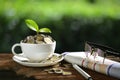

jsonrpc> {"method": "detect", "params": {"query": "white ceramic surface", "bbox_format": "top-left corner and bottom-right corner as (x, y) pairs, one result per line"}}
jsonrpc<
(12, 41), (56, 62)
(13, 53), (63, 67)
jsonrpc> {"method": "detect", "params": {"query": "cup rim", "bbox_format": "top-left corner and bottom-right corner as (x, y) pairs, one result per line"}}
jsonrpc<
(20, 40), (56, 45)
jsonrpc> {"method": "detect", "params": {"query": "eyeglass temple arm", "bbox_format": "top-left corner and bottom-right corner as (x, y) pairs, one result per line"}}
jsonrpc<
(86, 41), (120, 57)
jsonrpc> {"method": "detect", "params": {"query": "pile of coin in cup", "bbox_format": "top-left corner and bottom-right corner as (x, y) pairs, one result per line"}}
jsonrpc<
(22, 34), (54, 44)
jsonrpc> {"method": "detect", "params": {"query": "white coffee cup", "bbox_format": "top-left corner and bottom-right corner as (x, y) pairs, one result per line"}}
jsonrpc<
(12, 41), (56, 62)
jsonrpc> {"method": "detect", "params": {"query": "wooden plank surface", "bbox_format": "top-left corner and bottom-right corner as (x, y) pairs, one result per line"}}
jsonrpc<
(0, 53), (119, 80)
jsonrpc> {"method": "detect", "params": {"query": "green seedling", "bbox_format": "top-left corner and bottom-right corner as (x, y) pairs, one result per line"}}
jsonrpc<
(25, 19), (51, 35)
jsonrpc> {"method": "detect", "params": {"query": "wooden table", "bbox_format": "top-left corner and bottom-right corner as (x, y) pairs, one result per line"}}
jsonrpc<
(0, 53), (119, 80)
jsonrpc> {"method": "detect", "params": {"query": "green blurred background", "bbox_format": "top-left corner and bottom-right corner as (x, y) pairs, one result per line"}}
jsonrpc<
(0, 0), (120, 53)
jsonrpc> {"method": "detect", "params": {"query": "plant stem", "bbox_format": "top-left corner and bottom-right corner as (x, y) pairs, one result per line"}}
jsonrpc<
(37, 32), (39, 35)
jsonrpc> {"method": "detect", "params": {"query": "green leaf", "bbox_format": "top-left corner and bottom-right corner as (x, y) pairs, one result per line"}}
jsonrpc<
(25, 19), (39, 32)
(39, 28), (52, 33)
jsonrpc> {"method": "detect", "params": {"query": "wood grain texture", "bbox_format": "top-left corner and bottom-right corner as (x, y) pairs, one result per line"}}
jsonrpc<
(0, 53), (119, 80)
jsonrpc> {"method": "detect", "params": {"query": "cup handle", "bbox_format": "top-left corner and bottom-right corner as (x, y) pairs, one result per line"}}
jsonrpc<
(12, 43), (22, 56)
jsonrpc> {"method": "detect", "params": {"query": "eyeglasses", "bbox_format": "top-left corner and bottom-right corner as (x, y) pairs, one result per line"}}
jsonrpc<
(85, 41), (120, 63)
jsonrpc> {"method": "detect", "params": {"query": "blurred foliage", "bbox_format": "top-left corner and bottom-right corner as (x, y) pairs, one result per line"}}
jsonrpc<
(0, 0), (120, 53)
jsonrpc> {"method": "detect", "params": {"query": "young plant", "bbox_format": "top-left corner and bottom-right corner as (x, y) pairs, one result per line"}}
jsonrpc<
(25, 19), (51, 35)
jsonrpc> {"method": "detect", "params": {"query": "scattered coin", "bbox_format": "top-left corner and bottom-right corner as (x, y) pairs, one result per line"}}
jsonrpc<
(53, 68), (63, 74)
(62, 71), (72, 75)
(44, 67), (72, 75)
(48, 69), (55, 73)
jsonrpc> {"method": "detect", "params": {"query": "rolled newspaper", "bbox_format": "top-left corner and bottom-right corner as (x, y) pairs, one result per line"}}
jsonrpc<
(63, 52), (120, 79)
